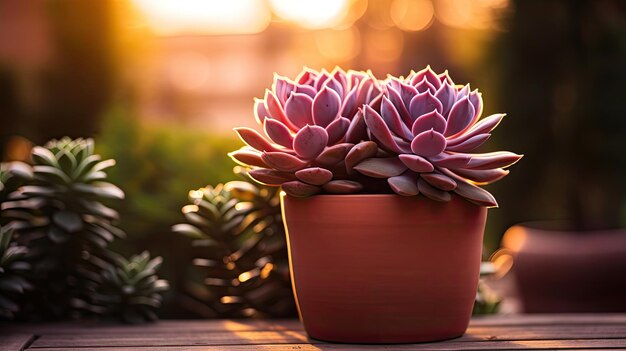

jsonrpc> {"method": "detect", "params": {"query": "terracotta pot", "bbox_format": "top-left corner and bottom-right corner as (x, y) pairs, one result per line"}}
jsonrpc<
(502, 223), (626, 312)
(281, 193), (487, 343)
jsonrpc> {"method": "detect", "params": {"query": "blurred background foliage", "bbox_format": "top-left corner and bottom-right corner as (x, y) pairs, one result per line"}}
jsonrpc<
(1, 0), (625, 317)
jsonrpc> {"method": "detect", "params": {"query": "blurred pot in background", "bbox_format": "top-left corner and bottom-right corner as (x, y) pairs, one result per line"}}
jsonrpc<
(501, 223), (626, 313)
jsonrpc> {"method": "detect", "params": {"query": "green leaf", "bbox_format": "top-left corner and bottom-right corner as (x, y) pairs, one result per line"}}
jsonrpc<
(32, 147), (59, 167)
(53, 211), (84, 233)
(73, 182), (125, 200)
(171, 224), (206, 240)
(33, 165), (71, 184)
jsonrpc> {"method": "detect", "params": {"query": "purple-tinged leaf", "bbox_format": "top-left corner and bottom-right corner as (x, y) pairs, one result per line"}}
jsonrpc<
(345, 109), (367, 143)
(413, 77), (437, 94)
(435, 81), (456, 116)
(453, 168), (509, 184)
(254, 98), (269, 125)
(326, 117), (350, 145)
(466, 152), (523, 170)
(295, 83), (317, 98)
(446, 134), (490, 152)
(314, 70), (331, 90)
(386, 86), (413, 126)
(315, 143), (354, 166)
(248, 169), (295, 185)
(363, 105), (407, 153)
(388, 172), (419, 196)
(274, 74), (296, 104)
(263, 118), (294, 148)
(438, 70), (454, 85)
(295, 167), (333, 185)
(353, 157), (407, 178)
(398, 154), (434, 173)
(332, 67), (348, 87)
(399, 81), (418, 108)
(284, 93), (313, 128)
(444, 97), (476, 137)
(456, 84), (470, 99)
(429, 153), (471, 168)
(293, 125), (329, 160)
(296, 67), (316, 85)
(228, 149), (269, 168)
(341, 87), (358, 118)
(282, 181), (321, 197)
(345, 141), (378, 171)
(356, 78), (374, 107)
(411, 130), (447, 157)
(412, 110), (446, 135)
(381, 96), (412, 140)
(323, 77), (344, 97)
(409, 92), (443, 121)
(235, 128), (281, 152)
(262, 152), (308, 172)
(417, 178), (451, 202)
(312, 86), (342, 127)
(421, 172), (457, 191)
(459, 113), (505, 138)
(264, 89), (291, 128)
(366, 81), (383, 104)
(323, 180), (363, 194)
(469, 89), (483, 121)
(410, 66), (441, 90)
(454, 180), (498, 207)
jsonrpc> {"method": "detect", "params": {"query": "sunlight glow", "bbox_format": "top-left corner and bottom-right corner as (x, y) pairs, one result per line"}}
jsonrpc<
(269, 0), (350, 29)
(132, 0), (271, 35)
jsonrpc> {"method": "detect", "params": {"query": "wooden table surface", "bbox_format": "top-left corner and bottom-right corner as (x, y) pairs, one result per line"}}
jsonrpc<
(2, 314), (626, 350)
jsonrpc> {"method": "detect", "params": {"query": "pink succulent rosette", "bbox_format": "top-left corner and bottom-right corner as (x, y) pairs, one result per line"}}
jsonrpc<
(358, 66), (522, 207)
(229, 67), (383, 197)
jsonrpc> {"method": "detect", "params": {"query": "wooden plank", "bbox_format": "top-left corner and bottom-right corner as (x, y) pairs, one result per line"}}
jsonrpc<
(2, 319), (303, 335)
(0, 334), (35, 351)
(29, 324), (626, 348)
(6, 314), (626, 337)
(470, 314), (626, 327)
(29, 338), (626, 351)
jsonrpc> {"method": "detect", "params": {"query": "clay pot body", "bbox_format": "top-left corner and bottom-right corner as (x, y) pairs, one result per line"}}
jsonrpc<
(502, 224), (626, 312)
(281, 194), (487, 343)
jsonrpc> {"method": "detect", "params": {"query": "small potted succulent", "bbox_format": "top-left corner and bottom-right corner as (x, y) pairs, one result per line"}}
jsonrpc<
(229, 67), (521, 343)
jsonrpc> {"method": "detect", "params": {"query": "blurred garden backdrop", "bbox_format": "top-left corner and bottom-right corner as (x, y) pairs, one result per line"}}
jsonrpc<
(1, 0), (625, 318)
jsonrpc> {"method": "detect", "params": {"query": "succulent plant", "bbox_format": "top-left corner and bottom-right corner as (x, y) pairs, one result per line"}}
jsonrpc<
(0, 225), (32, 319)
(229, 67), (383, 197)
(73, 250), (168, 323)
(173, 168), (295, 317)
(1, 137), (126, 319)
(231, 67), (520, 206)
(361, 66), (522, 206)
(2, 137), (125, 248)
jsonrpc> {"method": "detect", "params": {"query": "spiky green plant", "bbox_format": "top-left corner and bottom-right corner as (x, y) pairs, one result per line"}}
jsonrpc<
(0, 225), (32, 319)
(74, 250), (168, 323)
(0, 162), (33, 207)
(173, 168), (295, 318)
(1, 137), (126, 319)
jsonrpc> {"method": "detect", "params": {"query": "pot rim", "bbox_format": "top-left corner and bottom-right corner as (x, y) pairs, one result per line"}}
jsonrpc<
(279, 192), (473, 201)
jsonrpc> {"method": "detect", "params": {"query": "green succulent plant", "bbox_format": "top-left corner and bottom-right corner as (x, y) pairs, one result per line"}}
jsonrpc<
(3, 137), (125, 246)
(1, 137), (126, 319)
(173, 168), (295, 318)
(0, 225), (32, 319)
(74, 250), (169, 323)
